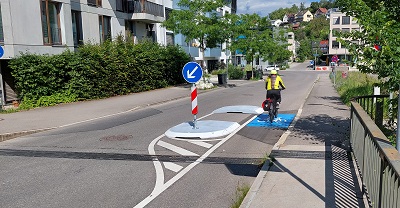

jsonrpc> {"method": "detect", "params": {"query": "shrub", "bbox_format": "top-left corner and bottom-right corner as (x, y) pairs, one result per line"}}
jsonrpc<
(227, 64), (244, 80)
(9, 38), (189, 109)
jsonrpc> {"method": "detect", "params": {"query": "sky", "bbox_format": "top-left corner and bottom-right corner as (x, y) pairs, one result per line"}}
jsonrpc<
(237, 0), (316, 17)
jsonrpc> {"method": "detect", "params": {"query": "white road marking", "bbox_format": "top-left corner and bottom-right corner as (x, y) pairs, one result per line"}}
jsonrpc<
(189, 141), (213, 148)
(163, 162), (183, 172)
(134, 114), (258, 208)
(157, 141), (199, 156)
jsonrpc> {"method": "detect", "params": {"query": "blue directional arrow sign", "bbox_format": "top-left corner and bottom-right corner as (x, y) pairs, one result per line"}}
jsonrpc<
(182, 62), (203, 83)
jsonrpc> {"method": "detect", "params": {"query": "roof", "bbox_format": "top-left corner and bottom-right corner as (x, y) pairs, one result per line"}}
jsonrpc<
(316, 8), (328, 14)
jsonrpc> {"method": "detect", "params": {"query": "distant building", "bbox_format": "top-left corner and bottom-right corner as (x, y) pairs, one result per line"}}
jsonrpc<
(286, 32), (296, 61)
(282, 13), (295, 24)
(329, 9), (361, 64)
(314, 8), (328, 18)
(271, 19), (283, 27)
(295, 10), (313, 22)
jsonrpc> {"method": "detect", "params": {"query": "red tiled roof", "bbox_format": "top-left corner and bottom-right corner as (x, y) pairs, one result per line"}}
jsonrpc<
(317, 8), (328, 14)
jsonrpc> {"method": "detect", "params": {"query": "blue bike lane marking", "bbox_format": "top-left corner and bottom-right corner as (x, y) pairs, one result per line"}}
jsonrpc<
(247, 114), (295, 129)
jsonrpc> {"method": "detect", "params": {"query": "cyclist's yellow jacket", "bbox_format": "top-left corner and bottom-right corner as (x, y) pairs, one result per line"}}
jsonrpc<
(265, 75), (286, 90)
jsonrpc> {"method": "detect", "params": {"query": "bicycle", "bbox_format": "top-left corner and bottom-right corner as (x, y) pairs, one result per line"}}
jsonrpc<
(262, 94), (279, 123)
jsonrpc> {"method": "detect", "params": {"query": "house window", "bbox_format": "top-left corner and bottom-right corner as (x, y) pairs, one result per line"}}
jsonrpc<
(342, 16), (350, 25)
(165, 8), (172, 20)
(99, 15), (111, 43)
(341, 28), (350, 33)
(88, 0), (102, 7)
(71, 10), (83, 46)
(117, 0), (130, 12)
(41, 0), (62, 45)
(332, 41), (339, 49)
(332, 28), (340, 37)
(166, 32), (174, 45)
(0, 4), (4, 43)
(333, 17), (340, 25)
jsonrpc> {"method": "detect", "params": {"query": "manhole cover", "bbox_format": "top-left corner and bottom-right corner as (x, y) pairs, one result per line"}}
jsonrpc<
(100, 135), (132, 141)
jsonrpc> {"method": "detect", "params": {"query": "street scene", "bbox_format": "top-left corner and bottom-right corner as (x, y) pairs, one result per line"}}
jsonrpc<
(1, 0), (399, 208)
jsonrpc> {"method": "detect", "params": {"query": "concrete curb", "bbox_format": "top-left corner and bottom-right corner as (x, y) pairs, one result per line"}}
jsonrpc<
(0, 127), (55, 142)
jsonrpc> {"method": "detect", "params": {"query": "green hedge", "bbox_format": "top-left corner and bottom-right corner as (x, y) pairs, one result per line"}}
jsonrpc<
(9, 39), (189, 108)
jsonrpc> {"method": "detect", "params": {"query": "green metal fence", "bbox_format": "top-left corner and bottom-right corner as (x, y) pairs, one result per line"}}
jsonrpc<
(351, 100), (400, 208)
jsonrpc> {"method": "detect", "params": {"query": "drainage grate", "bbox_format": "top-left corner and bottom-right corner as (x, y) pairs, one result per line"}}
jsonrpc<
(100, 135), (132, 141)
(271, 150), (349, 160)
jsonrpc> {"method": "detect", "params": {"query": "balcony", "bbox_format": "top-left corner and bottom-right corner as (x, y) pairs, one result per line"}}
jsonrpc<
(204, 47), (221, 58)
(126, 0), (164, 23)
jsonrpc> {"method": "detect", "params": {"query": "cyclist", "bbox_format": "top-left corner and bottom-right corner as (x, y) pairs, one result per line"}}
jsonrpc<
(265, 70), (286, 108)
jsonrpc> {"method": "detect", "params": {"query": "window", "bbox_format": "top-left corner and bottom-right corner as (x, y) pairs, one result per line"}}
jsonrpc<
(99, 15), (111, 43)
(333, 17), (340, 25)
(342, 16), (350, 25)
(0, 4), (4, 43)
(332, 41), (339, 49)
(166, 32), (174, 45)
(332, 28), (340, 37)
(41, 0), (62, 45)
(71, 10), (83, 46)
(88, 0), (102, 7)
(341, 28), (350, 33)
(165, 8), (172, 20)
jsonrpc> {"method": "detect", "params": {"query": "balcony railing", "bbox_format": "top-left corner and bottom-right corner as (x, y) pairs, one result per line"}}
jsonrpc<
(126, 0), (163, 17)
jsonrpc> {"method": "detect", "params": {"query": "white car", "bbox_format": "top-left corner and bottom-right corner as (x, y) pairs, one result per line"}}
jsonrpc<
(265, 65), (280, 72)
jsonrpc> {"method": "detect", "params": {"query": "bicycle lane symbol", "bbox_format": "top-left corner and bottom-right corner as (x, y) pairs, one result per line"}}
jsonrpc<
(247, 114), (295, 129)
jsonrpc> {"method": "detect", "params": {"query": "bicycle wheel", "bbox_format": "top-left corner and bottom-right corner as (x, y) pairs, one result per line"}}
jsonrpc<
(269, 101), (275, 123)
(274, 101), (278, 118)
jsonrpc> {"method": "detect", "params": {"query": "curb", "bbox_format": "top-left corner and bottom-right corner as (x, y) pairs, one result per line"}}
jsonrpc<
(0, 128), (55, 142)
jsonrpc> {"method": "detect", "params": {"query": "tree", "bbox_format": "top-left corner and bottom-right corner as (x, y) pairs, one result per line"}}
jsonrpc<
(162, 0), (229, 79)
(336, 0), (400, 91)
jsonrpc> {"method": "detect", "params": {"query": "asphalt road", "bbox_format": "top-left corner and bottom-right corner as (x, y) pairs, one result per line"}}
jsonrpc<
(0, 62), (327, 208)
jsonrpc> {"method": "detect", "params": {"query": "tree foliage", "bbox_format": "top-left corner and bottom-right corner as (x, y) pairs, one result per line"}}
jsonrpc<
(162, 0), (229, 52)
(336, 0), (400, 90)
(268, 5), (299, 20)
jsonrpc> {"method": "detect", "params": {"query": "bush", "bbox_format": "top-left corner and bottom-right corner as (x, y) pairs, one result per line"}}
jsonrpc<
(9, 38), (190, 109)
(227, 64), (244, 80)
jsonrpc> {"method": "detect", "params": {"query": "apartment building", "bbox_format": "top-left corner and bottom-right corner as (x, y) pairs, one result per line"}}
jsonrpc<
(328, 9), (360, 64)
(0, 0), (172, 105)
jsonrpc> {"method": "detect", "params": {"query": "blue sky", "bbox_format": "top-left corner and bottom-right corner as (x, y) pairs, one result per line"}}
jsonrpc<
(237, 0), (316, 17)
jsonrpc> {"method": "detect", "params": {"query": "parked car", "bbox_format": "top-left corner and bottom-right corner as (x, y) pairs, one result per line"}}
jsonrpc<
(265, 65), (279, 72)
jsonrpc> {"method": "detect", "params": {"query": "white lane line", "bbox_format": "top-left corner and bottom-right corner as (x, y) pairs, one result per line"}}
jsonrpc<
(134, 114), (258, 208)
(189, 141), (213, 149)
(163, 162), (183, 173)
(157, 141), (199, 156)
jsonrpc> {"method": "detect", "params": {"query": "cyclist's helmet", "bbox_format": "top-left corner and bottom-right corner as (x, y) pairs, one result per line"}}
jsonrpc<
(270, 70), (277, 75)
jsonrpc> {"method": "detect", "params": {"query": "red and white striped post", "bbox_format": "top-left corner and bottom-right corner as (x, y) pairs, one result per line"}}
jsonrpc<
(191, 84), (198, 128)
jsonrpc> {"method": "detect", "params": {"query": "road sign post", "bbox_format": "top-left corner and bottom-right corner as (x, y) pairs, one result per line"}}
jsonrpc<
(0, 46), (4, 108)
(182, 62), (203, 129)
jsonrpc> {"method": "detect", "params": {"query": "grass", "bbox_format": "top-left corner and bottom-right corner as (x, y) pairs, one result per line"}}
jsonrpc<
(332, 71), (379, 106)
(231, 182), (251, 208)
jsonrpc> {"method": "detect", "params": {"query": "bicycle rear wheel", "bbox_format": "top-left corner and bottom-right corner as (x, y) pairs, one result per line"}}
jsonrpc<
(269, 102), (275, 122)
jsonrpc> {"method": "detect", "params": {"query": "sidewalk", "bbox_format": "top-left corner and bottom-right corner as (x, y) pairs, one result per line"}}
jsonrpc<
(241, 74), (368, 207)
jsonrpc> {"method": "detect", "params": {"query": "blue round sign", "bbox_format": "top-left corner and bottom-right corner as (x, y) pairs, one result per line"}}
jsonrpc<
(0, 46), (4, 58)
(182, 62), (203, 83)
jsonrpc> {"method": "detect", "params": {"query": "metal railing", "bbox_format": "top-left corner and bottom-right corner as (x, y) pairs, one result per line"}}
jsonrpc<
(353, 94), (392, 128)
(127, 0), (164, 17)
(350, 100), (400, 207)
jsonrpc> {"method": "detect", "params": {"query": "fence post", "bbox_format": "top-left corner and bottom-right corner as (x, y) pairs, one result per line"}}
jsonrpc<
(375, 98), (384, 128)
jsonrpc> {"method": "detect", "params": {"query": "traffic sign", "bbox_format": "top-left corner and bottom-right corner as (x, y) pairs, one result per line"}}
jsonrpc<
(331, 55), (338, 62)
(182, 62), (203, 83)
(0, 46), (4, 58)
